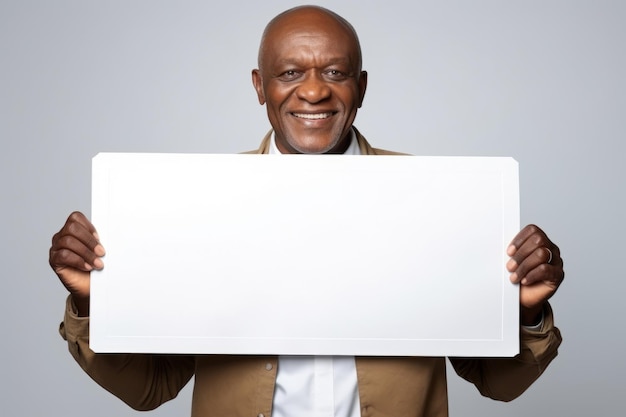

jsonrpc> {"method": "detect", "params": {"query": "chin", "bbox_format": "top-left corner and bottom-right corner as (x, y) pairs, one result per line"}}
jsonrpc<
(286, 135), (345, 154)
(293, 144), (335, 154)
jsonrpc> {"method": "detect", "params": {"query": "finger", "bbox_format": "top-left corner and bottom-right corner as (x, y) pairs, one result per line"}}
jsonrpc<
(50, 233), (105, 271)
(520, 262), (564, 287)
(52, 212), (104, 252)
(511, 245), (563, 284)
(507, 228), (556, 271)
(508, 243), (550, 274)
(66, 211), (97, 236)
(61, 212), (104, 254)
(517, 260), (565, 312)
(509, 246), (555, 283)
(507, 224), (547, 257)
(50, 213), (105, 271)
(49, 246), (98, 272)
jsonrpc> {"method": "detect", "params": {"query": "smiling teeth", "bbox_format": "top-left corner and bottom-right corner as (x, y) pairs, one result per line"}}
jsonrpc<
(293, 113), (331, 120)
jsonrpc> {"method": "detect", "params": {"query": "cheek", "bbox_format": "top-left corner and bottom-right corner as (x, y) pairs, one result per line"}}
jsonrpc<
(335, 86), (362, 112)
(265, 85), (292, 112)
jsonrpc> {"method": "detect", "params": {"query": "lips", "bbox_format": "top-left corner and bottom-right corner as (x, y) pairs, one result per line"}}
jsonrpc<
(291, 112), (334, 120)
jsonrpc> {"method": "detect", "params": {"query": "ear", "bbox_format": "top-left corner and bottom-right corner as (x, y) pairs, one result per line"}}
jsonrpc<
(357, 70), (368, 108)
(251, 69), (266, 105)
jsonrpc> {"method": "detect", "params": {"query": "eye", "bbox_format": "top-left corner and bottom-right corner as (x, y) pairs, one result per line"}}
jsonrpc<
(325, 69), (348, 81)
(278, 70), (301, 81)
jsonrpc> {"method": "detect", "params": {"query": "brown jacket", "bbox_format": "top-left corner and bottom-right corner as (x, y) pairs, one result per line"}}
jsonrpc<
(60, 130), (561, 417)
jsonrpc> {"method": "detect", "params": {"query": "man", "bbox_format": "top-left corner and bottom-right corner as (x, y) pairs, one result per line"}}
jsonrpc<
(49, 5), (563, 417)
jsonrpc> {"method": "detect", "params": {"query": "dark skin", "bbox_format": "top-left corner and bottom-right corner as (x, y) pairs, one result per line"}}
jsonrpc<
(49, 6), (564, 323)
(252, 6), (367, 154)
(50, 211), (103, 316)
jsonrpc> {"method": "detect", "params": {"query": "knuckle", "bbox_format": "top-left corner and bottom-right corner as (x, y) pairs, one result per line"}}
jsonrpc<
(530, 234), (544, 246)
(536, 263), (551, 275)
(57, 235), (74, 249)
(51, 231), (60, 245)
(66, 221), (81, 236)
(68, 211), (83, 222)
(531, 248), (547, 264)
(526, 224), (540, 233)
(55, 248), (72, 263)
(48, 249), (56, 268)
(49, 248), (67, 269)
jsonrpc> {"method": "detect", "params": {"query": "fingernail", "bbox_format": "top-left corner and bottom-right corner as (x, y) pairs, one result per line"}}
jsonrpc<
(507, 244), (516, 256)
(510, 273), (518, 282)
(95, 244), (106, 257)
(93, 258), (104, 270)
(506, 258), (517, 271)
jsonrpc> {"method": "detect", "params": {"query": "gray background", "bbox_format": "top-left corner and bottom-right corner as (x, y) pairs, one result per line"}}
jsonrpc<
(1, 0), (623, 416)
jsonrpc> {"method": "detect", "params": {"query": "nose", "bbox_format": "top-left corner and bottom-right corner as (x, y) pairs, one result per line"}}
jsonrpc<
(295, 71), (331, 103)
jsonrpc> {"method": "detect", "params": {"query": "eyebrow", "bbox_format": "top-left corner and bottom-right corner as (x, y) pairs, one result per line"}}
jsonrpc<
(274, 57), (353, 67)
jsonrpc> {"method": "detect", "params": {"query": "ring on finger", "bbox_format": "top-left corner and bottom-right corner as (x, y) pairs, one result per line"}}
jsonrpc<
(545, 247), (553, 264)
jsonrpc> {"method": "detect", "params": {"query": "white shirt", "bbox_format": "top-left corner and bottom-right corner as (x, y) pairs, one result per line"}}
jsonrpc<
(270, 130), (361, 417)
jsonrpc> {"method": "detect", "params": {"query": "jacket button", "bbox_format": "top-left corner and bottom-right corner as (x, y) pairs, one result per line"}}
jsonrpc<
(265, 362), (273, 371)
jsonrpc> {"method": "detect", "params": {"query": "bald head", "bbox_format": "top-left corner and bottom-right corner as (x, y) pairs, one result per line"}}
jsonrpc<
(258, 6), (363, 72)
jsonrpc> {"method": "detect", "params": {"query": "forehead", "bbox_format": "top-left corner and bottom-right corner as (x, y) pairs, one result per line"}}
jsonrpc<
(261, 12), (360, 67)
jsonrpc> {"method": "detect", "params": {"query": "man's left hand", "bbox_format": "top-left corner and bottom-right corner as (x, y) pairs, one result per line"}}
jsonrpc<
(507, 224), (564, 326)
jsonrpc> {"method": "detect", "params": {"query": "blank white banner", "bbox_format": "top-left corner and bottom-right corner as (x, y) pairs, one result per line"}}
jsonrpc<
(90, 153), (519, 356)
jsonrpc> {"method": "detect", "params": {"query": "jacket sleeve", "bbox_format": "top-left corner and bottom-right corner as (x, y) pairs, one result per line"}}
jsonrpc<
(448, 303), (562, 402)
(59, 296), (196, 411)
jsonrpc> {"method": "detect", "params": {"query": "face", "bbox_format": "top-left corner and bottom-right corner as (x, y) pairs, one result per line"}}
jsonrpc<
(252, 10), (367, 154)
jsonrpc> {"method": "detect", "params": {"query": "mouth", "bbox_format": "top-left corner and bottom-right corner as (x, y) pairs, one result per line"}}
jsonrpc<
(291, 112), (335, 120)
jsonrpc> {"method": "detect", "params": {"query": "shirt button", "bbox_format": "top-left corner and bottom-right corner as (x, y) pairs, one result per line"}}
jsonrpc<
(265, 362), (273, 371)
(258, 414), (265, 417)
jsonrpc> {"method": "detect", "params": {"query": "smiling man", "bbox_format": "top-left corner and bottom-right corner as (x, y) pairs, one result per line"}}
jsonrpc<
(252, 7), (367, 154)
(51, 5), (563, 417)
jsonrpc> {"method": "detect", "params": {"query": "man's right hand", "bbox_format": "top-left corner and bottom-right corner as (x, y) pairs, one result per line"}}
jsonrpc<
(49, 211), (105, 316)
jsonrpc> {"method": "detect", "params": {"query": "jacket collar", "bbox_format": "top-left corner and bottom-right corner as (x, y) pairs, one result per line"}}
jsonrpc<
(250, 127), (382, 156)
